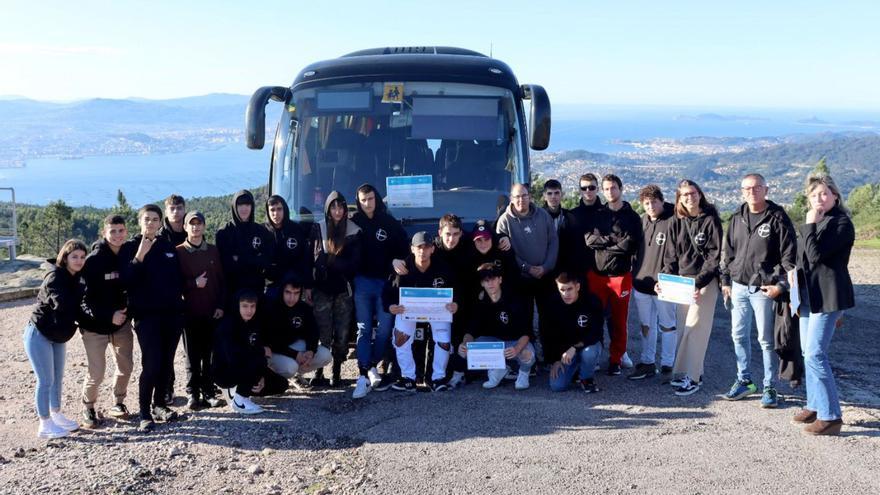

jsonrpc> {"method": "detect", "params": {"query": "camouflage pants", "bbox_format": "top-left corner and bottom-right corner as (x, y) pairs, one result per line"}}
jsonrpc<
(312, 290), (354, 361)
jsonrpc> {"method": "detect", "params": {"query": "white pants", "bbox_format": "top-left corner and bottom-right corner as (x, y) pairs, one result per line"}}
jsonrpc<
(633, 290), (678, 367)
(393, 316), (451, 382)
(267, 340), (332, 378)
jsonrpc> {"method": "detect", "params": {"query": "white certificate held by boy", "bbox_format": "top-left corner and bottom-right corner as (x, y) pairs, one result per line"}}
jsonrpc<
(399, 287), (454, 322)
(466, 341), (506, 370)
(656, 273), (696, 306)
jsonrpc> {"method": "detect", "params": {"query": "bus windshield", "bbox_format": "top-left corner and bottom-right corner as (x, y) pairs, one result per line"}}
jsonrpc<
(276, 81), (523, 223)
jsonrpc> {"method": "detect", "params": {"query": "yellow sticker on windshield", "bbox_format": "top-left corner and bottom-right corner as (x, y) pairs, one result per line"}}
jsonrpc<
(382, 83), (404, 103)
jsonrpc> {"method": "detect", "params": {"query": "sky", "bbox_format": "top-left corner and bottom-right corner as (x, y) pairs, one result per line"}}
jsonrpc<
(2, 0), (879, 109)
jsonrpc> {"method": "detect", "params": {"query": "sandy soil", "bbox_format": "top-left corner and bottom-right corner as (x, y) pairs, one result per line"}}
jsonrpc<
(0, 251), (877, 494)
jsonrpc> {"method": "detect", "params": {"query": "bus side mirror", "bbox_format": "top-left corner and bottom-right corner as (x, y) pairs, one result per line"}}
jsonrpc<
(246, 86), (291, 149)
(521, 84), (551, 151)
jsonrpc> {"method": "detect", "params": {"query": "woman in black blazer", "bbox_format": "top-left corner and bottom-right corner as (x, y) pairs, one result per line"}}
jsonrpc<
(792, 174), (854, 436)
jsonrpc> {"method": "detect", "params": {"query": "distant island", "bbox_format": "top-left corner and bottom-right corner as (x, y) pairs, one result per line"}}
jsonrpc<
(674, 113), (770, 123)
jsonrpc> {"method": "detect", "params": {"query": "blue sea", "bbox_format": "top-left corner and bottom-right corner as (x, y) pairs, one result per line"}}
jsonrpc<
(2, 108), (878, 207)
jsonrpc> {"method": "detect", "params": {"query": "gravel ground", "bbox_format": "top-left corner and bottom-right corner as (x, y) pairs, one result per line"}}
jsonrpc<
(0, 250), (878, 494)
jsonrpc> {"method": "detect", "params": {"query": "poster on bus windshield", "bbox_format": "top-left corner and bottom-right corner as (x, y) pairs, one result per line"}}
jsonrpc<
(386, 175), (434, 208)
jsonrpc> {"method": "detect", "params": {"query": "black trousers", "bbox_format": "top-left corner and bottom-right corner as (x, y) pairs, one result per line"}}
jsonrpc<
(237, 369), (288, 398)
(183, 316), (217, 397)
(133, 314), (182, 418)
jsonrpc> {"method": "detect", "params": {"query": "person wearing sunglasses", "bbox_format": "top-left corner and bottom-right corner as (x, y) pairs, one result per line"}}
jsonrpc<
(720, 174), (797, 408)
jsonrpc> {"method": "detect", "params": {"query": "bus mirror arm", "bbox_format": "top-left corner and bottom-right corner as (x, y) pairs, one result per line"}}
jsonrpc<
(521, 84), (551, 151)
(246, 86), (291, 150)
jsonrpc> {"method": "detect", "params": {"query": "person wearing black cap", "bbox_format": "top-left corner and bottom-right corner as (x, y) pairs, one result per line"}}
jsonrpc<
(176, 210), (226, 410)
(546, 272), (604, 393)
(458, 262), (535, 390)
(264, 194), (313, 300)
(213, 290), (288, 415)
(119, 204), (184, 432)
(309, 190), (362, 387)
(350, 184), (408, 399)
(385, 231), (458, 392)
(264, 275), (332, 383)
(216, 189), (274, 298)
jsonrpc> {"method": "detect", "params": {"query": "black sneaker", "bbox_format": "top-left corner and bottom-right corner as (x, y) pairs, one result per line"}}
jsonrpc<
(163, 391), (174, 406)
(579, 379), (599, 394)
(82, 407), (100, 429)
(309, 370), (330, 388)
(674, 376), (701, 396)
(391, 378), (417, 393)
(606, 363), (622, 376)
(373, 375), (395, 392)
(627, 363), (657, 381)
(108, 403), (130, 419)
(151, 405), (178, 422)
(430, 380), (449, 392)
(186, 395), (201, 411)
(203, 395), (226, 408)
(138, 415), (155, 432)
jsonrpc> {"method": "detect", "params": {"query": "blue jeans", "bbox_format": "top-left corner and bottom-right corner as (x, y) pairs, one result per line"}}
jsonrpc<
(800, 310), (843, 421)
(730, 281), (775, 388)
(549, 343), (602, 392)
(475, 336), (536, 373)
(354, 276), (394, 372)
(23, 323), (66, 418)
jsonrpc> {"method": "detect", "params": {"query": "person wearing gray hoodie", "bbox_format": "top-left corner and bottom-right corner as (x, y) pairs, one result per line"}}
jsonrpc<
(495, 183), (558, 361)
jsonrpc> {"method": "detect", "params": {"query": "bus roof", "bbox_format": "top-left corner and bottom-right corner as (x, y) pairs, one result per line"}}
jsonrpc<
(290, 46), (521, 93)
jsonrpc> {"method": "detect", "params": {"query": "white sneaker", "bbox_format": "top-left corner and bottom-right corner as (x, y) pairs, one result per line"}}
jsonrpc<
(367, 367), (382, 388)
(50, 411), (80, 432)
(482, 369), (505, 389)
(240, 396), (264, 414)
(448, 371), (465, 389)
(37, 419), (69, 439)
(514, 370), (530, 390)
(352, 376), (371, 399)
(621, 352), (634, 369)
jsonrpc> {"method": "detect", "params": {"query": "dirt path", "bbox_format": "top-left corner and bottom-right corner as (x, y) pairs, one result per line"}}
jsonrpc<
(0, 251), (877, 494)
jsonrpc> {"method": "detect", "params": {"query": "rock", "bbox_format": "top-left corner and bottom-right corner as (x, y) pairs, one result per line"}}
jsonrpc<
(168, 446), (184, 458)
(317, 462), (338, 477)
(263, 483), (282, 495)
(261, 447), (274, 456)
(248, 464), (264, 475)
(13, 447), (25, 458)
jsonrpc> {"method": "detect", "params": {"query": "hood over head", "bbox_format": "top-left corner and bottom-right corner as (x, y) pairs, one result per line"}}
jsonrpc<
(231, 190), (256, 226)
(354, 183), (387, 216)
(265, 194), (291, 228)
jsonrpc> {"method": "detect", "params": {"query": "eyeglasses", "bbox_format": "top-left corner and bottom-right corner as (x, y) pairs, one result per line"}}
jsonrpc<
(580, 185), (597, 191)
(511, 194), (530, 200)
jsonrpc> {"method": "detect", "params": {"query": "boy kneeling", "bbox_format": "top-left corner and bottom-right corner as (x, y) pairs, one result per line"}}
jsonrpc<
(458, 263), (535, 390)
(264, 275), (332, 386)
(213, 290), (288, 414)
(547, 272), (604, 393)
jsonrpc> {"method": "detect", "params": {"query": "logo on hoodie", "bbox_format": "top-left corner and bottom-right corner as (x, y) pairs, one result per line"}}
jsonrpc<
(432, 277), (446, 288)
(252, 236), (262, 250)
(694, 232), (707, 246)
(375, 228), (388, 242)
(757, 224), (771, 239)
(655, 232), (666, 246)
(291, 316), (303, 328)
(499, 311), (509, 324)
(286, 237), (298, 250)
(577, 315), (589, 327)
(524, 226), (533, 234)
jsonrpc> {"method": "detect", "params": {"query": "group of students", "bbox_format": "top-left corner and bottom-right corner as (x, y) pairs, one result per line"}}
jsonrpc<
(23, 171), (855, 439)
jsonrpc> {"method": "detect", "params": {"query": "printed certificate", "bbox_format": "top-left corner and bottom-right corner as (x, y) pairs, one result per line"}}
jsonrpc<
(466, 341), (506, 370)
(386, 175), (434, 208)
(657, 273), (696, 306)
(399, 287), (453, 322)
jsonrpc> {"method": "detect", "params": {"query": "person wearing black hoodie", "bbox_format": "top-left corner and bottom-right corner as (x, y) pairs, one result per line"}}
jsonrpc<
(78, 215), (133, 428)
(24, 239), (88, 439)
(213, 290), (288, 415)
(264, 195), (313, 300)
(569, 173), (604, 278)
(119, 204), (184, 432)
(216, 189), (274, 299)
(546, 272), (605, 393)
(585, 174), (642, 376)
(349, 184), (408, 399)
(264, 275), (332, 383)
(157, 194), (186, 404)
(720, 173), (797, 407)
(309, 191), (362, 387)
(658, 180), (723, 397)
(629, 185), (678, 382)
